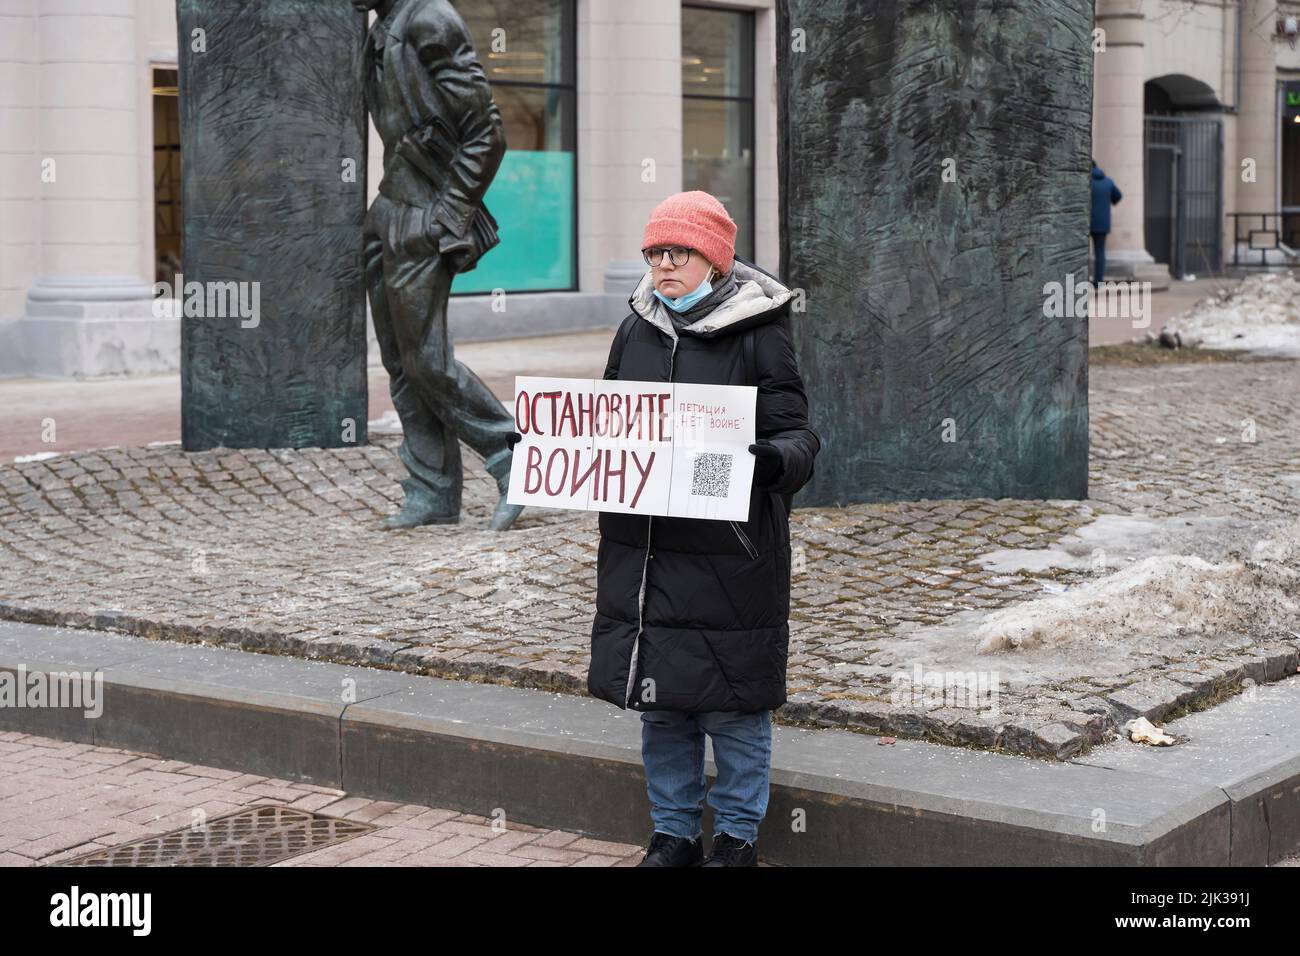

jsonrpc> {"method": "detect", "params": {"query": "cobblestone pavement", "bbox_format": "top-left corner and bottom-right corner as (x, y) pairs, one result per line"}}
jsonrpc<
(1, 358), (1298, 759)
(0, 731), (643, 867)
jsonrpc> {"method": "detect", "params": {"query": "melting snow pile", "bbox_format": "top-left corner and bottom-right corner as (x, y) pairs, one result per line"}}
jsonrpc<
(974, 517), (1300, 654)
(1163, 271), (1300, 357)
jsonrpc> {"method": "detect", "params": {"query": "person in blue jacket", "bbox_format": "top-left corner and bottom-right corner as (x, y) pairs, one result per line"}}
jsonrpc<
(1090, 159), (1123, 286)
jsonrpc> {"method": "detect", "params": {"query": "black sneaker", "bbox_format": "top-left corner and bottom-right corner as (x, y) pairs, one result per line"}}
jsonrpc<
(701, 832), (758, 867)
(636, 831), (704, 867)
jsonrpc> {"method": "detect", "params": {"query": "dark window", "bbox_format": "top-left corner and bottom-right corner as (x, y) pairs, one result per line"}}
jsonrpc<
(152, 67), (182, 286)
(1284, 82), (1300, 248)
(682, 5), (755, 263)
(457, 0), (577, 293)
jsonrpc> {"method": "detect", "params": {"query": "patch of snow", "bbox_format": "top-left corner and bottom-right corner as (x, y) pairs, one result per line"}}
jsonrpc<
(975, 513), (1239, 574)
(878, 514), (1296, 686)
(14, 451), (60, 463)
(1163, 271), (1300, 357)
(972, 517), (1300, 654)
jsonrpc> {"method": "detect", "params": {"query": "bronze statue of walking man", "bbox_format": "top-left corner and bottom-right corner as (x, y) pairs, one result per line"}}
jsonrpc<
(354, 0), (523, 531)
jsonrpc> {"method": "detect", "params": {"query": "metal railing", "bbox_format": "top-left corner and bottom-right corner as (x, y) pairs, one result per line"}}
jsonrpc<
(1227, 212), (1300, 268)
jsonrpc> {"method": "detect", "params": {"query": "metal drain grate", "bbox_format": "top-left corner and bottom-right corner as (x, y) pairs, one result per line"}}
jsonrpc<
(55, 804), (376, 867)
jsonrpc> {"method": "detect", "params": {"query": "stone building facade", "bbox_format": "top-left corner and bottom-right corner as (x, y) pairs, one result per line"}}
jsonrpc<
(1, 0), (1297, 378)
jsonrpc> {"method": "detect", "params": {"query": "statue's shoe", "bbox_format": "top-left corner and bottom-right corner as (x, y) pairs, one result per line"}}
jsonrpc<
(488, 494), (524, 532)
(382, 505), (459, 530)
(381, 479), (458, 530)
(484, 448), (523, 532)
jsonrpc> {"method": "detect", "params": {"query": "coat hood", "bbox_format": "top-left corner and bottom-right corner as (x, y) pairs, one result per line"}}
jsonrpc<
(1091, 165), (1106, 179)
(628, 257), (795, 340)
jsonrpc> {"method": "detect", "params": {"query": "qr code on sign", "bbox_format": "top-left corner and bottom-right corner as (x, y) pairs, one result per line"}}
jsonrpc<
(690, 452), (733, 498)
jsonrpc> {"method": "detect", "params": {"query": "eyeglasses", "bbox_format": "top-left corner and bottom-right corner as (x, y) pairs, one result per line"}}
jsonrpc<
(642, 246), (695, 267)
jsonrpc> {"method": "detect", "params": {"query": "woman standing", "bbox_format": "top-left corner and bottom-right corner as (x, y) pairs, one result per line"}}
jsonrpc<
(588, 190), (821, 866)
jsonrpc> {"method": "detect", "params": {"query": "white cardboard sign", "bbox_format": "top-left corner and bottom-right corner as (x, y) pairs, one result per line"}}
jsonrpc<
(506, 376), (757, 521)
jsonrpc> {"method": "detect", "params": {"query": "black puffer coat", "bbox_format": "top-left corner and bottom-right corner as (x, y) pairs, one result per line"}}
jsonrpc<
(587, 257), (821, 714)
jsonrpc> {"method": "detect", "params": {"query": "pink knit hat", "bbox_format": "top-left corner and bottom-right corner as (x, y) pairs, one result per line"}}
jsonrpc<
(641, 190), (737, 275)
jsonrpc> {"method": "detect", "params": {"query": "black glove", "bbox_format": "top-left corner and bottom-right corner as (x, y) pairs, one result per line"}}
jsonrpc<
(506, 430), (522, 451)
(749, 439), (783, 487)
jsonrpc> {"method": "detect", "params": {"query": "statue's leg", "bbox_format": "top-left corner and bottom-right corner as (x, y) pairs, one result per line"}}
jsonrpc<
(385, 201), (522, 529)
(368, 197), (460, 526)
(392, 263), (516, 466)
(443, 338), (518, 482)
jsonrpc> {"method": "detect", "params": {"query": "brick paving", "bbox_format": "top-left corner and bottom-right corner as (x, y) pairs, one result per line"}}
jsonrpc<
(2, 730), (1296, 867)
(1, 357), (1298, 759)
(0, 731), (643, 867)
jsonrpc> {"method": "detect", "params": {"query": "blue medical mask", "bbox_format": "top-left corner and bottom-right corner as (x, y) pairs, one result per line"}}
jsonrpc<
(653, 268), (716, 312)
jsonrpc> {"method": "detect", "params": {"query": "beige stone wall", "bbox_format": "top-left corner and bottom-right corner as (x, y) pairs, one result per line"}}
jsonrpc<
(139, 0), (177, 282)
(1090, 0), (1296, 273)
(1093, 0), (1152, 271)
(145, 0), (779, 298)
(577, 0), (683, 291)
(0, 0), (39, 321)
(1, 0), (169, 312)
(1144, 0), (1228, 100)
(0, 0), (782, 329)
(3, 0), (1294, 354)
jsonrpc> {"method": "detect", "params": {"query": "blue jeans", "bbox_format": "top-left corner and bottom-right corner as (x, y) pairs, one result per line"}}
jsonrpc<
(639, 709), (773, 843)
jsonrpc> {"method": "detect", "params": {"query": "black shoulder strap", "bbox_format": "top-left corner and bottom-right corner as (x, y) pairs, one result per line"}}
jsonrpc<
(742, 326), (757, 387)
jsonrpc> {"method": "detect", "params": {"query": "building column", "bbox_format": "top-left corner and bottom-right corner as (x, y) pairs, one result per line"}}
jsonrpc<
(1092, 0), (1167, 283)
(578, 0), (683, 293)
(1231, 0), (1281, 250)
(753, 4), (780, 274)
(0, 1), (39, 377)
(20, 0), (176, 378)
